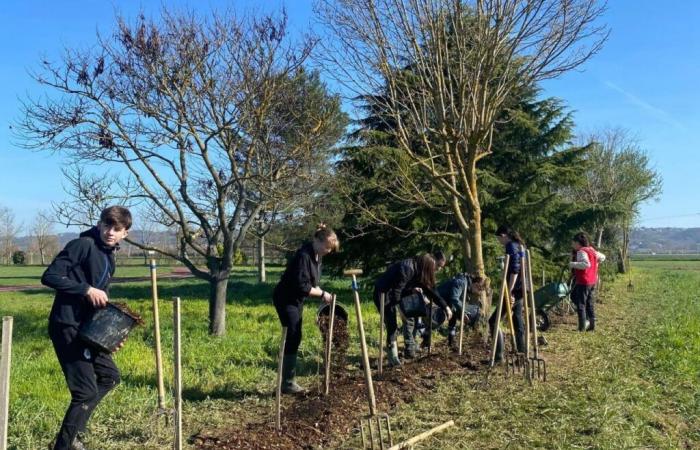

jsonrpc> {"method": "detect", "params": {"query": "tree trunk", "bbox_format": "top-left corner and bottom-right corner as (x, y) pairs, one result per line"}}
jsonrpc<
(209, 273), (229, 336)
(464, 205), (489, 340)
(616, 248), (626, 273)
(617, 226), (630, 274)
(258, 236), (266, 283)
(596, 228), (604, 248)
(39, 248), (45, 266)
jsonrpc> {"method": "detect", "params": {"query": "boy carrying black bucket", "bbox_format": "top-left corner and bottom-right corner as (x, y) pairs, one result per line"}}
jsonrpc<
(42, 206), (132, 450)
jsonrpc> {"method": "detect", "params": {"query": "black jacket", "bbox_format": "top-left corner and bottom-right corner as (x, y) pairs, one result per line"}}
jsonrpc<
(375, 258), (447, 309)
(42, 227), (117, 327)
(273, 242), (320, 307)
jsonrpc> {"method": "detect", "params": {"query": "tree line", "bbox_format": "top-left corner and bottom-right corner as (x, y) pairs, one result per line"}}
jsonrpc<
(15, 1), (661, 336)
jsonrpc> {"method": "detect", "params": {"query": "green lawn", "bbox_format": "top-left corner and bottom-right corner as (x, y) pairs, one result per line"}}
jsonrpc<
(1, 263), (698, 449)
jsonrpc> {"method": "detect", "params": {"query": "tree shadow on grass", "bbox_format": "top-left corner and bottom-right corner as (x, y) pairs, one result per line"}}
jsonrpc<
(125, 372), (275, 402)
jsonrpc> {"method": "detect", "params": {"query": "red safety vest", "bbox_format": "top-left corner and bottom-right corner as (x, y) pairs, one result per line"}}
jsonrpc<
(574, 246), (598, 286)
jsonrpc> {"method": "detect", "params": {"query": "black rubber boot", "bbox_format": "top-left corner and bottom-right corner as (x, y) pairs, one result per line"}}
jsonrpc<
(281, 353), (306, 394)
(403, 319), (417, 359)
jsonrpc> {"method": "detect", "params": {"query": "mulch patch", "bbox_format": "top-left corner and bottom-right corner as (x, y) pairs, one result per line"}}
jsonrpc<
(192, 333), (489, 449)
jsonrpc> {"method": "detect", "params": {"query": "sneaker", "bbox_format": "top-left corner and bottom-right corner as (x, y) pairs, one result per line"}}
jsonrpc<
(447, 327), (457, 348)
(282, 381), (307, 395)
(48, 436), (89, 450)
(72, 437), (88, 450)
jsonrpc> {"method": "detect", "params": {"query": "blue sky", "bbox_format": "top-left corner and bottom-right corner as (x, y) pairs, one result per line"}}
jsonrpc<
(1, 1), (698, 231)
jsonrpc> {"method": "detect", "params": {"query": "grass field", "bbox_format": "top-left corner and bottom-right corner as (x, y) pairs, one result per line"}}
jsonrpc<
(1, 261), (698, 449)
(0, 264), (274, 287)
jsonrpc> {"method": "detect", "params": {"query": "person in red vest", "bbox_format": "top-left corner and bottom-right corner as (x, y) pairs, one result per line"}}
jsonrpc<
(569, 232), (606, 331)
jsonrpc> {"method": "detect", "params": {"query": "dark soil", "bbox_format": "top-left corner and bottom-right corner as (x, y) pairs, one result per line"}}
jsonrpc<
(192, 333), (490, 450)
(111, 301), (145, 325)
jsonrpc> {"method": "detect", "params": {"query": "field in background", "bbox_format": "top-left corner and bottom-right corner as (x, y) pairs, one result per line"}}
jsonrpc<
(0, 261), (698, 449)
(0, 265), (283, 287)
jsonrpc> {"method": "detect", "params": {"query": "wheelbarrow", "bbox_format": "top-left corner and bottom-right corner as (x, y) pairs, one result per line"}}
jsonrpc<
(533, 267), (572, 332)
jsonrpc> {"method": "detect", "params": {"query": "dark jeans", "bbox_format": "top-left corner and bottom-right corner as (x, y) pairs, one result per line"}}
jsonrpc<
(373, 287), (399, 346)
(449, 303), (481, 329)
(571, 284), (596, 330)
(49, 323), (121, 450)
(488, 293), (525, 360)
(274, 301), (304, 355)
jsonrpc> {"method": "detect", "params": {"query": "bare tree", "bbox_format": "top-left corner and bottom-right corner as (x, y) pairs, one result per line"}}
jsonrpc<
(0, 206), (22, 265)
(31, 210), (60, 265)
(18, 9), (345, 335)
(567, 128), (661, 271)
(316, 0), (608, 315)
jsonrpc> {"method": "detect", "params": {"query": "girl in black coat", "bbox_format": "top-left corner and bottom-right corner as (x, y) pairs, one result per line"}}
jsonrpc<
(273, 225), (339, 394)
(373, 253), (452, 366)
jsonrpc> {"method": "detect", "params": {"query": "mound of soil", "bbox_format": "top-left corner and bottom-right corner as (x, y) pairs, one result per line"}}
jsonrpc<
(192, 334), (490, 449)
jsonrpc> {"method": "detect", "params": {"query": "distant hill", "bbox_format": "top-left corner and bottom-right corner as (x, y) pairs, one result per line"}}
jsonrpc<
(630, 227), (700, 254)
(14, 227), (699, 256)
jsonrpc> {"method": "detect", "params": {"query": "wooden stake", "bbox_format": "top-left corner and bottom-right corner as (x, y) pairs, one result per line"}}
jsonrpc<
(324, 296), (336, 395)
(378, 293), (385, 375)
(346, 270), (376, 416)
(0, 317), (13, 450)
(172, 298), (182, 450)
(426, 298), (433, 355)
(503, 282), (519, 352)
(458, 285), (467, 356)
(276, 326), (287, 430)
(387, 420), (455, 450)
(527, 251), (540, 357)
(150, 256), (166, 411)
(520, 250), (531, 359)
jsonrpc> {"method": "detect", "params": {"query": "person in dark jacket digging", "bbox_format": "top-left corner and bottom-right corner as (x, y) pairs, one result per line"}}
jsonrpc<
(489, 225), (526, 363)
(42, 206), (132, 450)
(437, 273), (487, 347)
(374, 254), (452, 366)
(569, 232), (606, 331)
(273, 225), (339, 394)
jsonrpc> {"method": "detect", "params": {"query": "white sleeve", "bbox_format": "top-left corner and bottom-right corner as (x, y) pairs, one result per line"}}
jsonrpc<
(596, 251), (606, 262)
(569, 250), (591, 270)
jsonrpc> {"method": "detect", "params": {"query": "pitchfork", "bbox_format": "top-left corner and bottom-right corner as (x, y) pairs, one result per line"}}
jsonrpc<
(344, 269), (395, 450)
(526, 249), (547, 382)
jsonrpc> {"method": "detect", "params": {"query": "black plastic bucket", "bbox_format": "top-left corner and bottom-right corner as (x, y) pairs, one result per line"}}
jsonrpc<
(400, 294), (449, 328)
(431, 305), (447, 328)
(79, 303), (140, 353)
(316, 302), (349, 327)
(398, 293), (429, 318)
